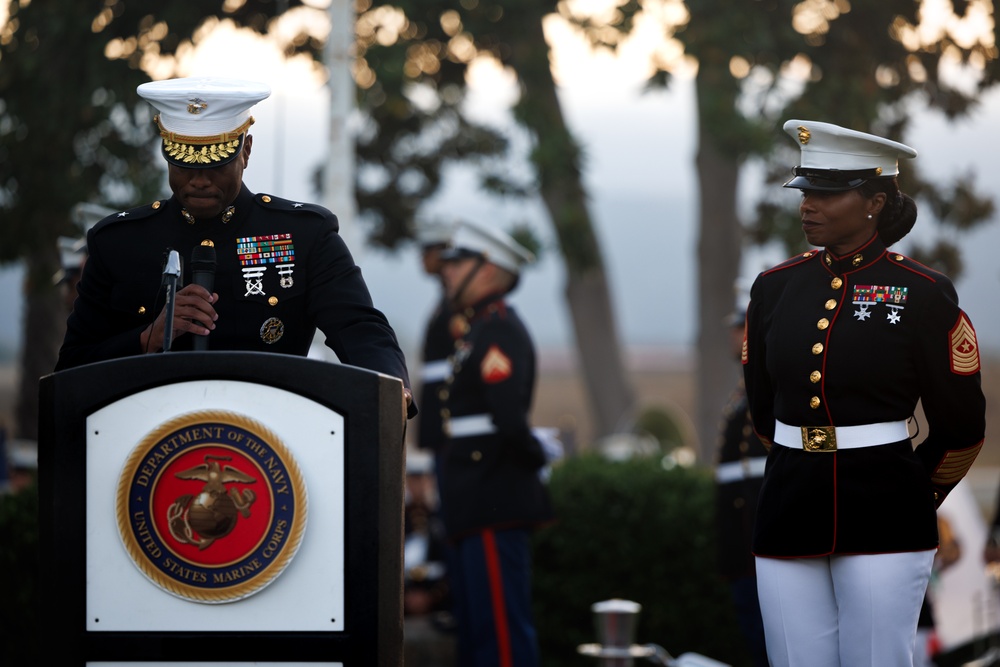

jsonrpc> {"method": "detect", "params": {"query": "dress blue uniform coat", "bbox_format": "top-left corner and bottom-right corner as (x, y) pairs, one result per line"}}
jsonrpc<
(417, 297), (453, 455)
(437, 292), (552, 667)
(743, 235), (985, 557)
(715, 384), (769, 578)
(56, 185), (412, 400)
(438, 293), (552, 538)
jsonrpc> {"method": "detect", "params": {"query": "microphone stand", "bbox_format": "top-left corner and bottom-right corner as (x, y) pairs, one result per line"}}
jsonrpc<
(162, 249), (181, 352)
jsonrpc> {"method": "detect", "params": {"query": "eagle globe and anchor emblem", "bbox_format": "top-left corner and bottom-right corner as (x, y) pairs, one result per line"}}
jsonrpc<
(168, 455), (258, 550)
(116, 410), (308, 603)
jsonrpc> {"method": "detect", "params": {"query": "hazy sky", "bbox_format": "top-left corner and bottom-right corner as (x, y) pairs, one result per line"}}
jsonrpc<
(2, 10), (999, 364)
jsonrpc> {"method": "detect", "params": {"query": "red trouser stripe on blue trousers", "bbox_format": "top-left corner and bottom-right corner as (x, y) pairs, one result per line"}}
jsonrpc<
(482, 528), (513, 667)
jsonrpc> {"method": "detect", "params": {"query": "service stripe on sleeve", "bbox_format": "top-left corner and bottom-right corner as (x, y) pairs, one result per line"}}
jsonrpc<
(931, 440), (984, 486)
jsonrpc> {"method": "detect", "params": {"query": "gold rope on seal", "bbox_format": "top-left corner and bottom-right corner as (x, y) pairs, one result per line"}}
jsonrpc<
(115, 409), (309, 604)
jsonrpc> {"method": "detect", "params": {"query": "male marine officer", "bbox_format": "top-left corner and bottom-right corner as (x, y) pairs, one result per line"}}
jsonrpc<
(56, 77), (413, 414)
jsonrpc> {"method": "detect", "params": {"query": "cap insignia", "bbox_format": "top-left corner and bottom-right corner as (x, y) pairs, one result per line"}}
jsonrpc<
(796, 126), (811, 145)
(875, 167), (882, 176)
(186, 97), (209, 114)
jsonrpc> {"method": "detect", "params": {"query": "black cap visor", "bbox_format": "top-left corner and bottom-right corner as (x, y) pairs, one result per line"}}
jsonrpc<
(439, 247), (485, 263)
(783, 166), (883, 192)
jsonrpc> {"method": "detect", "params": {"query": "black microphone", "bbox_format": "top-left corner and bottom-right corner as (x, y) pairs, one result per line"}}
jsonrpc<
(190, 242), (217, 351)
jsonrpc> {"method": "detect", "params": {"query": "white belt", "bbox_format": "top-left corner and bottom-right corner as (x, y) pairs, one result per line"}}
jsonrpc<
(421, 359), (451, 383)
(716, 457), (768, 483)
(774, 419), (909, 452)
(447, 413), (497, 438)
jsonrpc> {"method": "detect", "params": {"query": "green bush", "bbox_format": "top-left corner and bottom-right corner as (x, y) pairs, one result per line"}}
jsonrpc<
(634, 405), (687, 452)
(533, 454), (750, 667)
(0, 478), (39, 664)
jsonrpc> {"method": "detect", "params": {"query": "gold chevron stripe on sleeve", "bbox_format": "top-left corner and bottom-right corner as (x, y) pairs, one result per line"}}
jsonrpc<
(949, 313), (980, 375)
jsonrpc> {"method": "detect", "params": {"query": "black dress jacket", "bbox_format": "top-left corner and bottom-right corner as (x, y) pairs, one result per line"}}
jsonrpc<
(416, 297), (453, 453)
(743, 235), (985, 557)
(56, 185), (412, 398)
(438, 294), (553, 539)
(715, 385), (769, 579)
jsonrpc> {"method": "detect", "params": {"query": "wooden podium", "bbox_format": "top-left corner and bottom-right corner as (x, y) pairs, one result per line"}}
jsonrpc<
(38, 352), (405, 666)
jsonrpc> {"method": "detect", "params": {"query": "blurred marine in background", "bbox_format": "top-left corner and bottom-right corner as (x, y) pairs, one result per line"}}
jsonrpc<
(436, 221), (553, 667)
(714, 309), (768, 667)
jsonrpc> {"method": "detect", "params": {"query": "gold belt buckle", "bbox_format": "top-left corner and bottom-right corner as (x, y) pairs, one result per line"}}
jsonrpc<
(801, 426), (837, 452)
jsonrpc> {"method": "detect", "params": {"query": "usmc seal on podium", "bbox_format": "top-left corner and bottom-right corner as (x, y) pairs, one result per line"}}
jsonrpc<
(116, 410), (307, 603)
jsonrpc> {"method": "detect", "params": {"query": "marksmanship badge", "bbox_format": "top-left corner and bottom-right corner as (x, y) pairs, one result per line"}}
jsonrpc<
(116, 411), (307, 604)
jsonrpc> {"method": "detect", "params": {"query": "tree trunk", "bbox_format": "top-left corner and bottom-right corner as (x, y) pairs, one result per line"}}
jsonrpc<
(15, 248), (64, 441)
(693, 64), (744, 463)
(504, 8), (637, 439)
(324, 0), (360, 252)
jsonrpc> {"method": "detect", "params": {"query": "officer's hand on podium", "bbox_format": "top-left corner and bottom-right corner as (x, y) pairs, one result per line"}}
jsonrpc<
(140, 284), (219, 353)
(402, 388), (413, 429)
(984, 528), (1000, 568)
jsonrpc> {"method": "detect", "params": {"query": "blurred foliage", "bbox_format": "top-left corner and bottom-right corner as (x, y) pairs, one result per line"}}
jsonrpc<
(361, 0), (636, 440)
(0, 0), (513, 253)
(533, 454), (750, 666)
(354, 0), (512, 248)
(635, 404), (686, 452)
(0, 0), (324, 266)
(0, 0), (514, 438)
(0, 0), (324, 439)
(563, 0), (999, 277)
(507, 222), (543, 264)
(359, 0), (603, 271)
(0, 478), (38, 665)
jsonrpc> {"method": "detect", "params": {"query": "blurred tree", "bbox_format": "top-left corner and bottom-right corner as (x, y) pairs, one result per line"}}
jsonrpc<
(358, 0), (638, 439)
(0, 0), (505, 439)
(352, 1), (510, 248)
(565, 0), (997, 461)
(0, 1), (311, 439)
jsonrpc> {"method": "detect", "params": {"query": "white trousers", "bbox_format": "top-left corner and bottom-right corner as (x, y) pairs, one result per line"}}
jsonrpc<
(755, 551), (935, 667)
